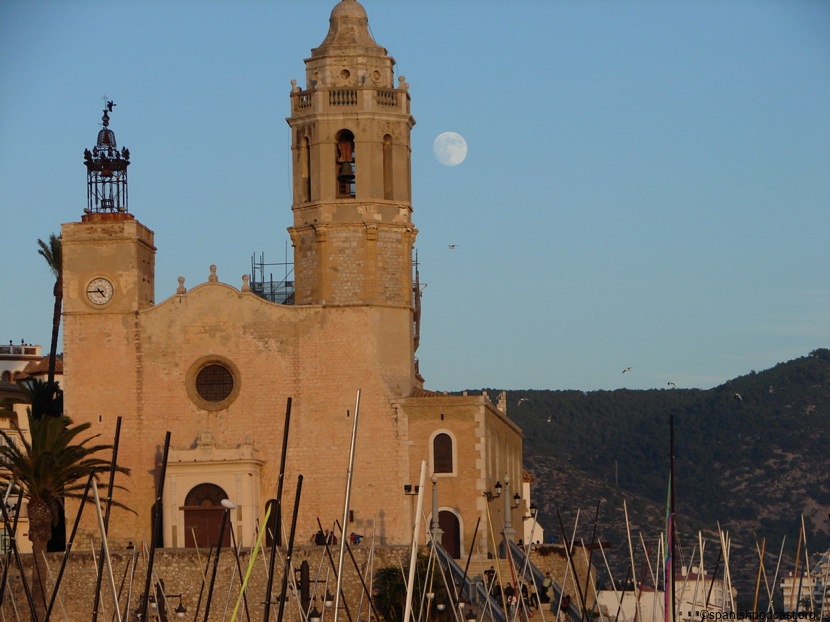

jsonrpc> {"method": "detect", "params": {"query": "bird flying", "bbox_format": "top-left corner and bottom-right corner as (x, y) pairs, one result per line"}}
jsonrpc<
(734, 393), (743, 401)
(546, 415), (552, 423)
(621, 367), (631, 374)
(667, 381), (676, 387)
(448, 244), (458, 250)
(518, 398), (529, 405)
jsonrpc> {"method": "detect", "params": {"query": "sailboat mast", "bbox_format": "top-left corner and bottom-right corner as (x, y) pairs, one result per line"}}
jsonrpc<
(669, 413), (676, 622)
(334, 389), (361, 622)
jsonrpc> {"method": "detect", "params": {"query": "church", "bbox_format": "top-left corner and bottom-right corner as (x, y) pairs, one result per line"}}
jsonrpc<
(61, 0), (526, 558)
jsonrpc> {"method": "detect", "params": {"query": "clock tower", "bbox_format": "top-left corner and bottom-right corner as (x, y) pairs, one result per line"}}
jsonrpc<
(61, 105), (156, 426)
(62, 103), (155, 318)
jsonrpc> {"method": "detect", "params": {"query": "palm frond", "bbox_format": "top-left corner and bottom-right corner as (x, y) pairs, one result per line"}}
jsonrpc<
(37, 234), (62, 279)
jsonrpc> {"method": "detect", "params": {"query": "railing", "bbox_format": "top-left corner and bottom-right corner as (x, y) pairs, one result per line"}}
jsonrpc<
(508, 540), (583, 621)
(375, 89), (398, 106)
(296, 91), (312, 110)
(329, 89), (358, 106)
(432, 541), (506, 622)
(291, 87), (409, 114)
(0, 345), (39, 356)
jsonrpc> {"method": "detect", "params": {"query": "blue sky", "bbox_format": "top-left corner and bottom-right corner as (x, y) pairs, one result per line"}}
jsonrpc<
(1, 0), (828, 392)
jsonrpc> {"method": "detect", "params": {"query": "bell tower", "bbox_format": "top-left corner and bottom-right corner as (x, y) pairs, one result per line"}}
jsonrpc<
(287, 0), (417, 309)
(62, 103), (155, 318)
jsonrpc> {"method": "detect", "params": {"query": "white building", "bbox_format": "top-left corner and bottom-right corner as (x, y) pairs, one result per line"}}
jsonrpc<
(781, 548), (830, 617)
(597, 566), (734, 622)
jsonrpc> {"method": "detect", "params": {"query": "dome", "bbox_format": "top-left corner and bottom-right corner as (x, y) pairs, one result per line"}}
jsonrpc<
(97, 128), (117, 149)
(330, 0), (368, 20)
(313, 0), (381, 54)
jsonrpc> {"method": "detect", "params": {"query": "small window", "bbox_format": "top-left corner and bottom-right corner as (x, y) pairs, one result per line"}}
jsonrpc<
(433, 433), (453, 473)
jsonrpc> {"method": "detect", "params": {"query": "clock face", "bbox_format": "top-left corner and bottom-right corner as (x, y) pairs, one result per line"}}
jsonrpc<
(86, 277), (114, 305)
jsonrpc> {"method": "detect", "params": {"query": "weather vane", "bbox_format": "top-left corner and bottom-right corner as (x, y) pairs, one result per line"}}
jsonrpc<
(100, 95), (116, 125)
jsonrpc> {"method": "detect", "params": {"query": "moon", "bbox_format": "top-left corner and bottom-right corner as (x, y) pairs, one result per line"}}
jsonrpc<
(433, 132), (467, 166)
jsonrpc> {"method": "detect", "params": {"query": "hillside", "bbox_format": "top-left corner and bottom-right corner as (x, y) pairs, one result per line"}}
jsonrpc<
(482, 348), (830, 608)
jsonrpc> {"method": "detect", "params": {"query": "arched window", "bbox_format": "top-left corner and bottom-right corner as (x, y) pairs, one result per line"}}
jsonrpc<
(336, 129), (355, 198)
(184, 483), (227, 507)
(433, 432), (453, 474)
(300, 136), (311, 202)
(383, 134), (393, 200)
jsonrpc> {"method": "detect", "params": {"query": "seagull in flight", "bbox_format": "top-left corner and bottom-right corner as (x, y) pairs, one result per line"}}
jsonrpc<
(546, 415), (552, 423)
(621, 367), (631, 374)
(448, 244), (458, 250)
(667, 381), (676, 388)
(518, 398), (530, 405)
(734, 393), (743, 401)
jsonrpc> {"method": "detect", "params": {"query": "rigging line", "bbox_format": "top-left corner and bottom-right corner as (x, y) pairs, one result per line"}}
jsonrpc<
(767, 535), (787, 615)
(234, 505), (271, 622)
(225, 521), (251, 622)
(579, 539), (602, 622)
(39, 552), (68, 622)
(334, 520), (383, 622)
(557, 507), (588, 622)
(623, 500), (641, 622)
(315, 517), (353, 622)
(484, 499), (507, 621)
(752, 533), (766, 613)
(596, 539), (620, 622)
(800, 514), (813, 614)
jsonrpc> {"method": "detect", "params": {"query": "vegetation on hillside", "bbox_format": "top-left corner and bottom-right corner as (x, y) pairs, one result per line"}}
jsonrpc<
(478, 349), (830, 606)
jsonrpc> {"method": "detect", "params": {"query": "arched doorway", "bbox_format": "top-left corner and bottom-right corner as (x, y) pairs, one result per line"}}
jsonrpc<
(183, 483), (230, 548)
(438, 510), (461, 559)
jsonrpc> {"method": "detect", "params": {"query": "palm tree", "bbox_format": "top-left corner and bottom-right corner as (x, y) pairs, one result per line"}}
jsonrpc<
(37, 234), (62, 387)
(0, 411), (129, 617)
(19, 377), (62, 420)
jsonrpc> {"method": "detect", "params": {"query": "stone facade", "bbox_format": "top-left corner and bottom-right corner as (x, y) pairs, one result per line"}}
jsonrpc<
(59, 0), (525, 565)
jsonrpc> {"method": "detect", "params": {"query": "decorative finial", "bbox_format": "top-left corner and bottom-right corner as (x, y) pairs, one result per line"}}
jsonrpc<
(100, 95), (115, 127)
(208, 265), (218, 282)
(176, 276), (186, 294)
(241, 274), (250, 292)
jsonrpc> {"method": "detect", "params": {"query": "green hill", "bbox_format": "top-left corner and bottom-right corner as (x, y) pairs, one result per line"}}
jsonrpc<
(479, 348), (830, 608)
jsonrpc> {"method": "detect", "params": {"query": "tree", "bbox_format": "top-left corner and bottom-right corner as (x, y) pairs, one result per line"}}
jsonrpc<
(37, 234), (62, 387)
(0, 411), (129, 617)
(18, 377), (63, 420)
(373, 552), (444, 621)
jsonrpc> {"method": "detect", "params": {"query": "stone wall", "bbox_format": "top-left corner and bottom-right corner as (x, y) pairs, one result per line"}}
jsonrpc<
(2, 544), (596, 621)
(4, 544), (412, 621)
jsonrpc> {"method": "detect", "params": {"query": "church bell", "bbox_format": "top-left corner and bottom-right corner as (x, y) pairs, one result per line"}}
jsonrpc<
(337, 161), (355, 182)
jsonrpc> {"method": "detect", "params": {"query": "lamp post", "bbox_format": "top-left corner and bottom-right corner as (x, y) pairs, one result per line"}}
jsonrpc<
(502, 475), (516, 548)
(483, 481), (501, 561)
(148, 582), (188, 622)
(430, 474), (443, 542)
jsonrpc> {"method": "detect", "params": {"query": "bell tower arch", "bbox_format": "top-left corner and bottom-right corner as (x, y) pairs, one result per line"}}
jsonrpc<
(287, 0), (417, 309)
